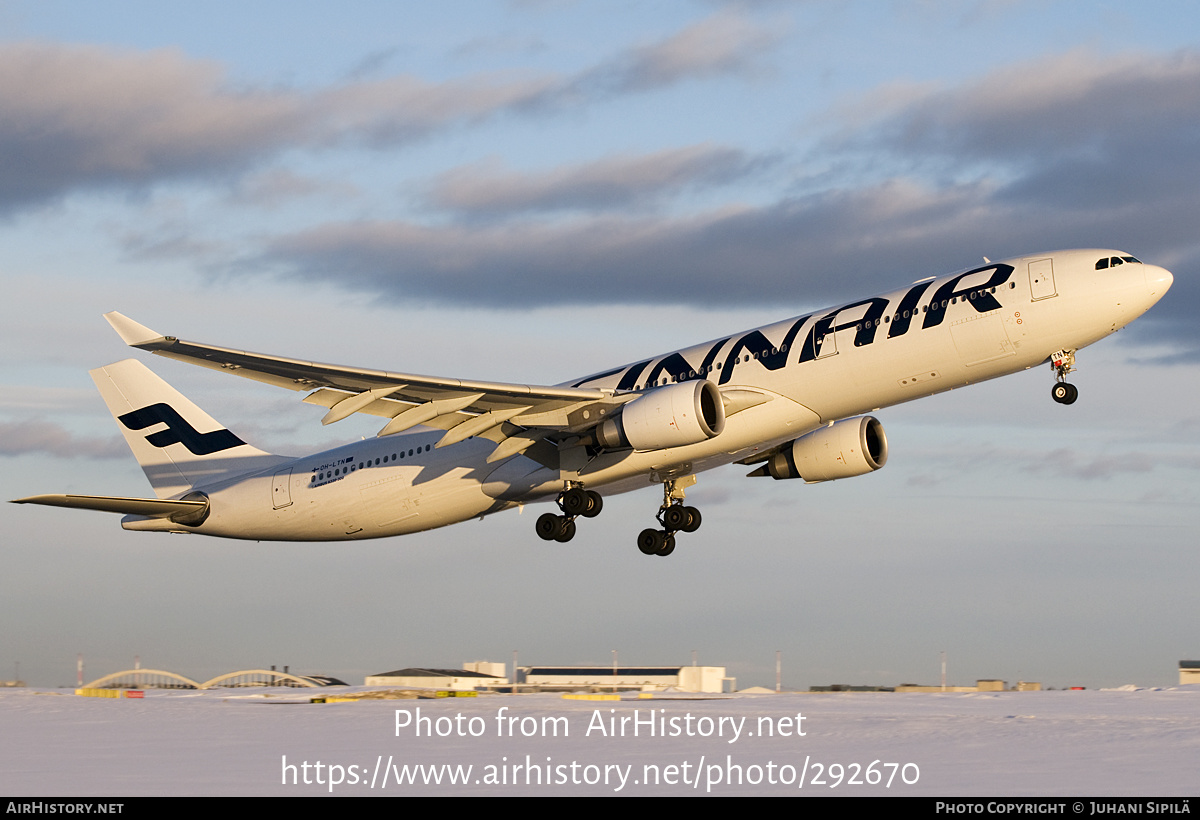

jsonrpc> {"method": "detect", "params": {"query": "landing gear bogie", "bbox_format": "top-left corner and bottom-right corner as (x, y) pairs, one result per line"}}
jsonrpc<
(535, 484), (603, 543)
(636, 477), (702, 557)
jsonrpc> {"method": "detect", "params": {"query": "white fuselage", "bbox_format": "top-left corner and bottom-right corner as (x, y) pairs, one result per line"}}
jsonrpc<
(129, 249), (1171, 540)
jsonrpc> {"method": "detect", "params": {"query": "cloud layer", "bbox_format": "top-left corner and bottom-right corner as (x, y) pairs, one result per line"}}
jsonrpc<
(1, 30), (1193, 349)
(0, 14), (776, 214)
(258, 48), (1199, 353)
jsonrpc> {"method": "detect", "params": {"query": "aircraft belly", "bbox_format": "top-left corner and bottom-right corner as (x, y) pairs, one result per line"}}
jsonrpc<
(188, 456), (497, 541)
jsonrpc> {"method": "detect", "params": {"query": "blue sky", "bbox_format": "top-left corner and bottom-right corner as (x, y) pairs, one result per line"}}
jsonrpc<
(1, 1), (1198, 690)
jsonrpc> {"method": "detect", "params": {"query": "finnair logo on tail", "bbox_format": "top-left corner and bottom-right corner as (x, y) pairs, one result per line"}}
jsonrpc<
(119, 403), (245, 455)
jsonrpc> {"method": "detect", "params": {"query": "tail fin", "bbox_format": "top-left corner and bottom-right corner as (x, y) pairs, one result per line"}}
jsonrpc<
(92, 359), (282, 498)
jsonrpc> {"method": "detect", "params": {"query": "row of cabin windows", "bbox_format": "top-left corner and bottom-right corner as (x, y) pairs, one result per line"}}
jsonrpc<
(312, 443), (432, 482)
(629, 282), (1016, 390)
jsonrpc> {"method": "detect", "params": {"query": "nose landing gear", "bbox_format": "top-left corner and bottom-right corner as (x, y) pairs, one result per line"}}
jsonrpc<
(1050, 349), (1079, 405)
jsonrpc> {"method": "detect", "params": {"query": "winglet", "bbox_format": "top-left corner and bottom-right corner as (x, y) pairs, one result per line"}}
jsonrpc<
(104, 312), (167, 347)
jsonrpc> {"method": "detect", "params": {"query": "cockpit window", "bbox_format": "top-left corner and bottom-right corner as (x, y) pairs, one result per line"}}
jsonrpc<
(1096, 255), (1143, 270)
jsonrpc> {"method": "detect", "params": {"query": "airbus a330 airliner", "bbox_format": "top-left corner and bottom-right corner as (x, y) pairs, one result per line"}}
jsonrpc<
(14, 249), (1172, 556)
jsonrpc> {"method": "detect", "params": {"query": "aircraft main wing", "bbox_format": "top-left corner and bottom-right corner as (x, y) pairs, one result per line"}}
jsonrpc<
(105, 312), (631, 451)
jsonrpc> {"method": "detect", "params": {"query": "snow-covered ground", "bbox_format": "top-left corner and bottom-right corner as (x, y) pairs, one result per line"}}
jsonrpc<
(2, 686), (1196, 796)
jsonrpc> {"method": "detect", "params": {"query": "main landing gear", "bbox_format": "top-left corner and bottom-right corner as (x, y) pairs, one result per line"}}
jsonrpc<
(1050, 349), (1079, 405)
(637, 477), (702, 558)
(535, 484), (602, 543)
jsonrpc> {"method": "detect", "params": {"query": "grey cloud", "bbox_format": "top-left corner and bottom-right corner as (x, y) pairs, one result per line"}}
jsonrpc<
(0, 420), (125, 459)
(907, 444), (1199, 486)
(426, 145), (764, 216)
(266, 179), (1004, 308)
(862, 50), (1200, 165)
(0, 45), (307, 211)
(845, 48), (1200, 353)
(0, 386), (97, 411)
(268, 47), (1199, 354)
(1021, 448), (1156, 481)
(265, 47), (1200, 305)
(580, 11), (780, 93)
(0, 19), (773, 214)
(0, 43), (556, 211)
(229, 169), (361, 209)
(344, 47), (404, 80)
(267, 160), (1195, 349)
(844, 49), (1200, 220)
(313, 71), (559, 147)
(451, 34), (547, 60)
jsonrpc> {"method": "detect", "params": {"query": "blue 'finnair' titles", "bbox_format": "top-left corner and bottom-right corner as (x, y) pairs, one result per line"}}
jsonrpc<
(12, 249), (1173, 557)
(579, 263), (1016, 393)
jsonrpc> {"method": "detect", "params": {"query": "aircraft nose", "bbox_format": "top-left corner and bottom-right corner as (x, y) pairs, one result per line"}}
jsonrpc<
(1145, 264), (1173, 297)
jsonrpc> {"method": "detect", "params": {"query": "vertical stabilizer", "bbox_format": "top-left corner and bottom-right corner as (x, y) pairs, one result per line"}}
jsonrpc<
(91, 359), (282, 498)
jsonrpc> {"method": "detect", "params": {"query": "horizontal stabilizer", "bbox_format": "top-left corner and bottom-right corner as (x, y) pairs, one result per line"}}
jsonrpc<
(12, 494), (207, 520)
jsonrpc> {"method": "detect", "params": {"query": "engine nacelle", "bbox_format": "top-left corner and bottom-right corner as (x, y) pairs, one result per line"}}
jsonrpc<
(755, 416), (888, 482)
(596, 380), (726, 451)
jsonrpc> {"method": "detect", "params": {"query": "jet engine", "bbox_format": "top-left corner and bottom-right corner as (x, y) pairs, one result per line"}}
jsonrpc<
(596, 380), (725, 451)
(750, 416), (888, 482)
